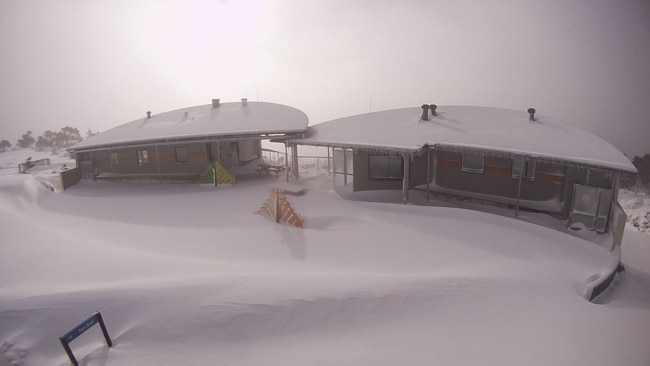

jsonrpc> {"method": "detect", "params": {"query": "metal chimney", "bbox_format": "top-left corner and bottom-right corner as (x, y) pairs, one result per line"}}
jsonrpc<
(146, 111), (151, 119)
(241, 98), (248, 106)
(421, 104), (430, 121)
(212, 99), (220, 108)
(527, 108), (536, 122)
(429, 104), (438, 116)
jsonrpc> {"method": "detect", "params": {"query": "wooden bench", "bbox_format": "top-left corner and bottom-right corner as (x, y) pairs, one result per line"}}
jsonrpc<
(256, 163), (286, 177)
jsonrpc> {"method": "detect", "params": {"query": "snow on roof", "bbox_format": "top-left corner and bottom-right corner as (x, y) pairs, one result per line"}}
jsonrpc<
(297, 105), (636, 173)
(70, 101), (309, 151)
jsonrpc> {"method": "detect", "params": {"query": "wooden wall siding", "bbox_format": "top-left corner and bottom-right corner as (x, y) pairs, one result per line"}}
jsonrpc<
(435, 153), (565, 205)
(84, 140), (262, 179)
(351, 149), (569, 209)
(409, 154), (429, 187)
(91, 143), (209, 177)
(97, 151), (205, 164)
(158, 145), (207, 175)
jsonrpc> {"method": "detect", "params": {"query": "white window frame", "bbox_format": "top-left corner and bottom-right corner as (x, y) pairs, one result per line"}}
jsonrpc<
(137, 149), (149, 165)
(511, 158), (535, 181)
(369, 154), (403, 180)
(175, 147), (189, 164)
(461, 151), (484, 173)
(110, 152), (118, 166)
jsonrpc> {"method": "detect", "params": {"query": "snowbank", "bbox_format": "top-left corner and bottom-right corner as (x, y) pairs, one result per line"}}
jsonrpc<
(1, 148), (649, 366)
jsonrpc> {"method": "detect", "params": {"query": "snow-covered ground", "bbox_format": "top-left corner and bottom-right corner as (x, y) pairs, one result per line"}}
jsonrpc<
(1, 149), (649, 366)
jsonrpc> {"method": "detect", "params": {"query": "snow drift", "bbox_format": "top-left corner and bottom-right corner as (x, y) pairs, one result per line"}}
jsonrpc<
(1, 149), (649, 366)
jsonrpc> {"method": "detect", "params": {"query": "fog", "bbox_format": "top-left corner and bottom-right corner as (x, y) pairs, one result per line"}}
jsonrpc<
(1, 0), (649, 157)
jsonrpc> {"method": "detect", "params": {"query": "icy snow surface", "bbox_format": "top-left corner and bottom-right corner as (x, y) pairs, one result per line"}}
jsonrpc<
(1, 149), (649, 366)
(299, 106), (636, 173)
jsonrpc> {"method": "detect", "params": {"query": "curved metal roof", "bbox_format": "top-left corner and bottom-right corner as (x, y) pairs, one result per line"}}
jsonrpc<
(297, 105), (636, 173)
(70, 101), (308, 151)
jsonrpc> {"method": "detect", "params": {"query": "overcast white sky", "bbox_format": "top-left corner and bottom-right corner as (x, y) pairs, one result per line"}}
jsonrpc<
(1, 0), (649, 158)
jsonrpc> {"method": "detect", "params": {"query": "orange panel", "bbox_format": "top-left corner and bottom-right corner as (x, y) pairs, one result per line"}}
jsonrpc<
(438, 160), (461, 168)
(485, 165), (509, 175)
(538, 172), (565, 182)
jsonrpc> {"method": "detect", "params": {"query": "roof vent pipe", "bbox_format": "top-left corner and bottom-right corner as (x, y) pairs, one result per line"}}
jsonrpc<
(212, 99), (220, 108)
(421, 104), (430, 121)
(430, 104), (438, 116)
(241, 98), (248, 106)
(146, 111), (151, 119)
(527, 108), (536, 122)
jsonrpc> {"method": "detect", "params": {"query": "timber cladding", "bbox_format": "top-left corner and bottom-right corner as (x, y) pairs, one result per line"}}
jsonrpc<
(438, 159), (511, 176)
(437, 158), (566, 183)
(97, 150), (205, 164)
(92, 143), (209, 177)
(435, 154), (566, 205)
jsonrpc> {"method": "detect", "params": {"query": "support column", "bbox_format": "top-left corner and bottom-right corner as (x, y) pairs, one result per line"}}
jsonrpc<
(327, 147), (331, 175)
(284, 143), (289, 182)
(402, 153), (410, 204)
(515, 173), (523, 217)
(291, 144), (299, 181)
(426, 149), (431, 202)
(155, 145), (162, 182)
(109, 148), (114, 175)
(612, 174), (620, 201)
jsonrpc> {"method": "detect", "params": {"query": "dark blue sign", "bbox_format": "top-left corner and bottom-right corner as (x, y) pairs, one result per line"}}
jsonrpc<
(59, 312), (112, 366)
(61, 314), (99, 343)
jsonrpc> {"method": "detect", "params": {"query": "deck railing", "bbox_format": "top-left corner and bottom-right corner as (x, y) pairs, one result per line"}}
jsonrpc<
(261, 148), (332, 175)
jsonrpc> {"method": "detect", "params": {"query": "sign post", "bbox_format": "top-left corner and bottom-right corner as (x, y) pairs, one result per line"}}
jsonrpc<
(59, 312), (112, 366)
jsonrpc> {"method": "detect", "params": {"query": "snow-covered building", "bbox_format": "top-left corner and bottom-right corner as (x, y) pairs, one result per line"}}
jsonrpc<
(68, 99), (308, 182)
(68, 101), (637, 243)
(291, 105), (637, 236)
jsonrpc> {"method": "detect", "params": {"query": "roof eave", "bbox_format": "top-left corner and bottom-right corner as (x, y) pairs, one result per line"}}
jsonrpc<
(290, 139), (420, 154)
(290, 139), (636, 174)
(433, 143), (637, 175)
(69, 130), (306, 153)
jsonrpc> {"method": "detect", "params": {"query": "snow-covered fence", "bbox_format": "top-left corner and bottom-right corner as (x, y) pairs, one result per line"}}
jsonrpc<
(60, 167), (82, 190)
(257, 188), (305, 228)
(579, 202), (626, 301)
(18, 158), (50, 173)
(580, 253), (624, 302)
(609, 201), (627, 250)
